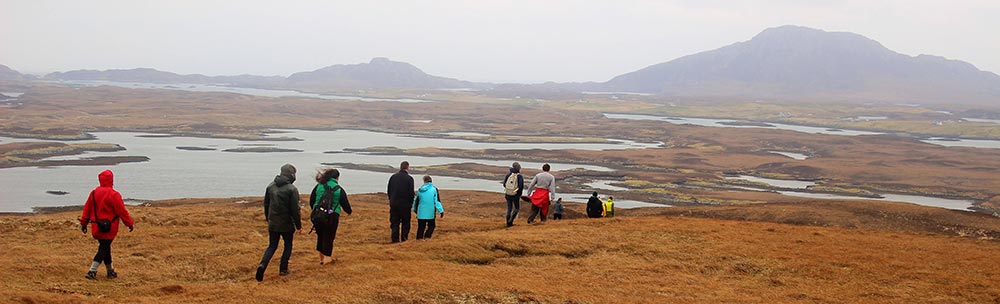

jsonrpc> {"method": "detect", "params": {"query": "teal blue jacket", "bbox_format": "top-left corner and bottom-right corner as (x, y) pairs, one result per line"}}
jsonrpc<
(413, 182), (444, 220)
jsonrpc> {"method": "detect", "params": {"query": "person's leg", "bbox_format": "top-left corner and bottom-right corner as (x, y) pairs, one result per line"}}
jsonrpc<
(527, 204), (539, 223)
(389, 208), (401, 243)
(540, 201), (549, 222)
(256, 231), (280, 281)
(87, 240), (109, 279)
(400, 207), (411, 242)
(425, 219), (436, 239)
(504, 195), (517, 227)
(512, 197), (520, 224)
(279, 231), (294, 274)
(416, 219), (427, 240)
(102, 240), (116, 277)
(328, 213), (340, 259)
(315, 224), (332, 262)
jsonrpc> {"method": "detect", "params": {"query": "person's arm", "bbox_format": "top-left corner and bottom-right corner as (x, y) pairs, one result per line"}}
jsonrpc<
(526, 176), (538, 195)
(290, 187), (302, 231)
(435, 188), (444, 217)
(413, 192), (421, 213)
(79, 191), (95, 232)
(112, 191), (135, 230)
(517, 174), (524, 192)
(550, 176), (557, 200)
(309, 184), (319, 210)
(339, 189), (352, 215)
(386, 175), (394, 200)
(408, 176), (416, 201)
(263, 188), (271, 222)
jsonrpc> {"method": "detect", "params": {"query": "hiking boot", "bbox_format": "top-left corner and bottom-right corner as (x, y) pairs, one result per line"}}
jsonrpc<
(85, 271), (97, 280)
(255, 265), (265, 282)
(107, 271), (118, 279)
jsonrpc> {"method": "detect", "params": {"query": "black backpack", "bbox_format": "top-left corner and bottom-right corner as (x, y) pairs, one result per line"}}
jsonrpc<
(310, 183), (341, 225)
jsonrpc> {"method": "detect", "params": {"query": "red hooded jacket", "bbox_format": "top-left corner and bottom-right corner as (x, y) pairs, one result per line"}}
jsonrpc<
(79, 170), (134, 240)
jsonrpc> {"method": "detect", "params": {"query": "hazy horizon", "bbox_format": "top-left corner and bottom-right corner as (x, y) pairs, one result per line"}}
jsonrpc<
(2, 0), (999, 83)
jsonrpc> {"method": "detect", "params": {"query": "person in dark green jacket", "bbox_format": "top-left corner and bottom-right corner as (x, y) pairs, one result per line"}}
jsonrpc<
(256, 164), (302, 282)
(309, 168), (352, 265)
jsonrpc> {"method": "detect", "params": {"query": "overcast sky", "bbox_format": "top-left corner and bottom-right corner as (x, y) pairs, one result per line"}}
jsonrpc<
(2, 0), (999, 83)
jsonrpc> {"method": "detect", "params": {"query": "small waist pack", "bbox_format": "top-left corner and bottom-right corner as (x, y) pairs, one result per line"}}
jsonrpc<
(96, 219), (112, 233)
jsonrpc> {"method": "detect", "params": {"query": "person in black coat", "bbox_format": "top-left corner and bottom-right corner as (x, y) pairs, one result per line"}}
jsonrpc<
(586, 192), (603, 218)
(386, 161), (415, 243)
(256, 164), (302, 282)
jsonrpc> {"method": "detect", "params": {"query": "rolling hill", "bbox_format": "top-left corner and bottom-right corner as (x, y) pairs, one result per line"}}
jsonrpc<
(599, 25), (1000, 104)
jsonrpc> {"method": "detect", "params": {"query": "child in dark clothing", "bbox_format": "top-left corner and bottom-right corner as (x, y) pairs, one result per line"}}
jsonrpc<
(552, 198), (564, 220)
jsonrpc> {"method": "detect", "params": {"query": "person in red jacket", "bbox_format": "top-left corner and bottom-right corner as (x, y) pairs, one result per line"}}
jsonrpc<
(79, 169), (135, 280)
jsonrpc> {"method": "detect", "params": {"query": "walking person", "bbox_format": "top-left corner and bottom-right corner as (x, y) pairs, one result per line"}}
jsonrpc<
(501, 162), (524, 227)
(387, 161), (415, 243)
(604, 196), (615, 218)
(586, 192), (603, 218)
(256, 164), (302, 282)
(552, 198), (564, 220)
(79, 169), (135, 280)
(309, 168), (352, 265)
(414, 175), (445, 240)
(526, 164), (556, 224)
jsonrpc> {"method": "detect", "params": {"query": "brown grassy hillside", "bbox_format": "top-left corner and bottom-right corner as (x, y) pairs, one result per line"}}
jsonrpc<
(2, 191), (1000, 303)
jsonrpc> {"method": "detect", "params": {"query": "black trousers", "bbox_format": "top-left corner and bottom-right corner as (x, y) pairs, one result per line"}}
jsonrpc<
(505, 195), (520, 225)
(553, 213), (563, 220)
(416, 219), (436, 239)
(314, 213), (341, 256)
(92, 239), (113, 266)
(527, 204), (547, 223)
(259, 231), (294, 272)
(389, 205), (411, 242)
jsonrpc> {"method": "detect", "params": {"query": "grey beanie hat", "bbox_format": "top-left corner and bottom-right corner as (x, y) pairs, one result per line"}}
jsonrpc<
(512, 162), (521, 171)
(280, 163), (297, 178)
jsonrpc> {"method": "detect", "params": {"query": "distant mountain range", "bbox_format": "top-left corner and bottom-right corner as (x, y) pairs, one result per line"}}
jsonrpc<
(43, 68), (283, 87)
(0, 64), (32, 81)
(36, 58), (488, 90)
(6, 25), (1000, 104)
(286, 57), (485, 90)
(594, 25), (1000, 104)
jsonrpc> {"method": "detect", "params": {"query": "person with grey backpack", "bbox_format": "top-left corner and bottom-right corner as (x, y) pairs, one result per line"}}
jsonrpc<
(309, 168), (352, 265)
(501, 162), (524, 227)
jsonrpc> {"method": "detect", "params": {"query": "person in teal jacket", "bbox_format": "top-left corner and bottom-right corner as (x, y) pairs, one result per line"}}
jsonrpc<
(413, 175), (444, 240)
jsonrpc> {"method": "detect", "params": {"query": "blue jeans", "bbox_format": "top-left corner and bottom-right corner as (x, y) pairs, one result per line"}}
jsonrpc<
(259, 231), (294, 272)
(505, 195), (520, 225)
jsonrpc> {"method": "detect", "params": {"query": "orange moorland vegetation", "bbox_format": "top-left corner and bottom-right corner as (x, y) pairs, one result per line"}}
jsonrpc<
(2, 191), (1000, 303)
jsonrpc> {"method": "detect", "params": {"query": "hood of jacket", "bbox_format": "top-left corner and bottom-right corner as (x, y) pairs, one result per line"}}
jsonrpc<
(418, 182), (434, 193)
(280, 163), (296, 181)
(98, 170), (114, 188)
(510, 167), (519, 174)
(273, 175), (293, 187)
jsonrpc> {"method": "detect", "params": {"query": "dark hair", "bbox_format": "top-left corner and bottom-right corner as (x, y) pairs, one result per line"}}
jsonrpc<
(542, 163), (550, 172)
(400, 161), (410, 171)
(423, 175), (432, 183)
(315, 168), (340, 184)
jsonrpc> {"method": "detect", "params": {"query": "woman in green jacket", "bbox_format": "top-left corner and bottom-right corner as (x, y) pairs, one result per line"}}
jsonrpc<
(309, 168), (352, 265)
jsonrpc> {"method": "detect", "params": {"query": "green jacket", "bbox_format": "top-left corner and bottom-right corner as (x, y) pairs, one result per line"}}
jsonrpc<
(309, 179), (353, 215)
(264, 175), (302, 232)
